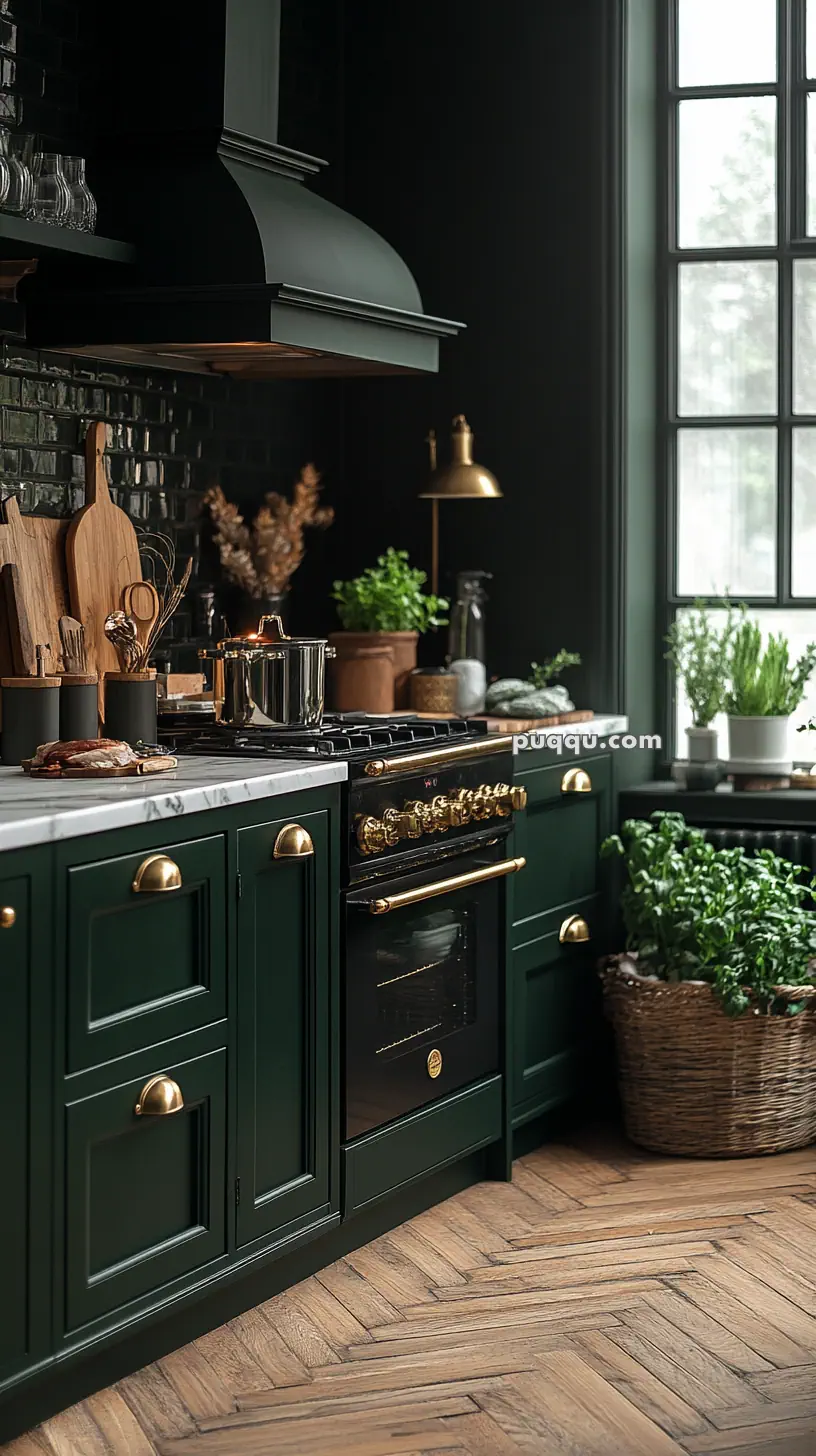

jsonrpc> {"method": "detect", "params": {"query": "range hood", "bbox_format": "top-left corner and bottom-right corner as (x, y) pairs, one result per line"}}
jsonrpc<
(29, 0), (463, 377)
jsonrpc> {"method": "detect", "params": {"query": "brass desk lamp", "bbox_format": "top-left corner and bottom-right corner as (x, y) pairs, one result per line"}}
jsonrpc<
(419, 415), (501, 595)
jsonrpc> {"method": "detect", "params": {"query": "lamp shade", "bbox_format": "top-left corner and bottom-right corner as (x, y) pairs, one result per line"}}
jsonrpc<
(419, 415), (501, 499)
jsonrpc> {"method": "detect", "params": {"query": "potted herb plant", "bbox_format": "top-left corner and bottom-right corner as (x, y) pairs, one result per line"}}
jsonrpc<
(664, 600), (737, 763)
(725, 620), (816, 775)
(330, 549), (448, 711)
(601, 811), (816, 1157)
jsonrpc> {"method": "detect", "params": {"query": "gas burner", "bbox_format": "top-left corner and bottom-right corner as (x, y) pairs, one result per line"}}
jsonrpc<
(159, 712), (487, 762)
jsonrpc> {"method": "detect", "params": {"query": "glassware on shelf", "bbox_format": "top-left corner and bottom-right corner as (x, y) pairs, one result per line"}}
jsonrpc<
(30, 151), (71, 226)
(4, 131), (34, 216)
(0, 129), (10, 209)
(62, 155), (97, 233)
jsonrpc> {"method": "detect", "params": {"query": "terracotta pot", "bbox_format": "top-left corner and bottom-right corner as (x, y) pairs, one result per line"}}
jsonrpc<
(329, 638), (396, 713)
(329, 631), (418, 711)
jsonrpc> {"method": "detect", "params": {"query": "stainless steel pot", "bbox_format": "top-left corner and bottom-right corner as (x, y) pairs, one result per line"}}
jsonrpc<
(199, 616), (335, 728)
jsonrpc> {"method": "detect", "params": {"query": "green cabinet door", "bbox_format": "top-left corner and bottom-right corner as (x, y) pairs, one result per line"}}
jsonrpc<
(513, 754), (612, 940)
(62, 833), (227, 1073)
(236, 810), (333, 1250)
(63, 1046), (227, 1333)
(512, 897), (602, 1126)
(0, 852), (51, 1383)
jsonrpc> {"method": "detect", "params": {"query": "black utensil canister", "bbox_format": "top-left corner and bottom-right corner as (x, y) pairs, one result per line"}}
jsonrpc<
(103, 671), (157, 746)
(59, 673), (99, 742)
(1, 676), (60, 765)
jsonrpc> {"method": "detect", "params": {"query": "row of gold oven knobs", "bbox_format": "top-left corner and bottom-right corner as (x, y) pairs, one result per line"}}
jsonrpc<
(356, 782), (528, 855)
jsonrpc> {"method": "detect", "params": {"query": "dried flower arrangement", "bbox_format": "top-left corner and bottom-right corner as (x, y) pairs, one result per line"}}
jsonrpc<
(203, 465), (334, 600)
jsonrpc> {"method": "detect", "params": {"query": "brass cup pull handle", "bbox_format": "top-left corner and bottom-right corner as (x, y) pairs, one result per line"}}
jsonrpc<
(367, 856), (526, 915)
(273, 823), (315, 859)
(561, 768), (592, 794)
(0, 906), (16, 929)
(132, 854), (183, 894)
(134, 1075), (184, 1117)
(560, 914), (590, 944)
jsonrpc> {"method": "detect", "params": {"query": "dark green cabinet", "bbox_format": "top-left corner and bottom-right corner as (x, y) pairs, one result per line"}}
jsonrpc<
(63, 1046), (227, 1333)
(0, 853), (50, 1385)
(63, 833), (227, 1073)
(235, 811), (334, 1250)
(511, 752), (612, 1126)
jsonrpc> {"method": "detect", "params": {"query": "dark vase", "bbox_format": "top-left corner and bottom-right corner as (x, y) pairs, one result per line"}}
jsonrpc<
(239, 591), (289, 634)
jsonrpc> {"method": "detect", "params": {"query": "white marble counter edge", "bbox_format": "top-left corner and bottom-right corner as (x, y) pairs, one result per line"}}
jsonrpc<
(0, 757), (348, 853)
(511, 715), (628, 749)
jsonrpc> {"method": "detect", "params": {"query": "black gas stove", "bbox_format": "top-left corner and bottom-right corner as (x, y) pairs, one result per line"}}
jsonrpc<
(159, 711), (488, 773)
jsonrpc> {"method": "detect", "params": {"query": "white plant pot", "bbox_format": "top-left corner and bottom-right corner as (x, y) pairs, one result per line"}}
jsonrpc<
(727, 715), (792, 775)
(685, 726), (718, 763)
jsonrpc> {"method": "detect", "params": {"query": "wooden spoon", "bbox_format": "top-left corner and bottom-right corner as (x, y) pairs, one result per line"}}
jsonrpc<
(122, 580), (160, 657)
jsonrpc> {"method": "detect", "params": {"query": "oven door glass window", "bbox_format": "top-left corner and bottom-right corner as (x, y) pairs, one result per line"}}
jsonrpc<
(373, 904), (476, 1061)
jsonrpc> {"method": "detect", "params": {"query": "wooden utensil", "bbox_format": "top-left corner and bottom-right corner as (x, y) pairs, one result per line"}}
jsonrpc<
(122, 580), (160, 657)
(58, 615), (86, 674)
(2, 562), (36, 675)
(66, 422), (143, 694)
(0, 496), (68, 676)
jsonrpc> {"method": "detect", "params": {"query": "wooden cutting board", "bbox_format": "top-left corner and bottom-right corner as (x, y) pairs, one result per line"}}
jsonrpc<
(0, 496), (68, 676)
(66, 421), (143, 690)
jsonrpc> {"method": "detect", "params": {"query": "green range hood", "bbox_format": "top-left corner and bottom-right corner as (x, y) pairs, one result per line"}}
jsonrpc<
(29, 1), (463, 378)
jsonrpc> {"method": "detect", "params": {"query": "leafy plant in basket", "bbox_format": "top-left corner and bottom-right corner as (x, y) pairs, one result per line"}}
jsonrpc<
(601, 810), (816, 1016)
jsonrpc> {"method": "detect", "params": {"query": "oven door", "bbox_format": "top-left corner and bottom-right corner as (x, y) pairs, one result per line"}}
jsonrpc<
(344, 839), (525, 1140)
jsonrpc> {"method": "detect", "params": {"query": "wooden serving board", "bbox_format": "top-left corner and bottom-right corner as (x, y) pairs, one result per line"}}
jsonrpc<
(413, 709), (595, 730)
(0, 497), (68, 676)
(22, 754), (177, 778)
(66, 422), (143, 694)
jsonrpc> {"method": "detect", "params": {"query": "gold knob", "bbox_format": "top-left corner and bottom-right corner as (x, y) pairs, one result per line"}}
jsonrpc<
(356, 814), (399, 854)
(0, 906), (16, 929)
(510, 784), (527, 810)
(559, 914), (590, 944)
(132, 854), (183, 893)
(384, 808), (422, 840)
(134, 1074), (184, 1117)
(561, 768), (592, 794)
(273, 823), (315, 858)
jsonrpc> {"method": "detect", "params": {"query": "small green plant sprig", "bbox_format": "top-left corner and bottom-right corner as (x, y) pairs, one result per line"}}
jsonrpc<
(601, 811), (816, 1016)
(530, 650), (582, 689)
(332, 548), (448, 634)
(726, 620), (816, 717)
(664, 600), (739, 728)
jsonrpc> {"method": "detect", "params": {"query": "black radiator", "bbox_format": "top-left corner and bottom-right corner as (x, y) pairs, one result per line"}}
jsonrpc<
(703, 826), (816, 873)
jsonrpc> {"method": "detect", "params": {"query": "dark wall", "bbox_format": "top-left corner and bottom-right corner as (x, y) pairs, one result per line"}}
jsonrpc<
(0, 0), (345, 662)
(336, 0), (616, 707)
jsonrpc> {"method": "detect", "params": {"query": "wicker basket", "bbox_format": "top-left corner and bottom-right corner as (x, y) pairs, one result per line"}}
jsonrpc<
(600, 955), (816, 1157)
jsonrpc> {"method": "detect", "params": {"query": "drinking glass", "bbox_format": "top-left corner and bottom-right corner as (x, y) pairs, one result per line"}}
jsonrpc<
(62, 155), (97, 233)
(4, 131), (33, 216)
(30, 152), (71, 226)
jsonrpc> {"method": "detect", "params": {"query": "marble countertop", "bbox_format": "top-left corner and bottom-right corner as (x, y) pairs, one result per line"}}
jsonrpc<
(511, 714), (628, 746)
(0, 756), (348, 853)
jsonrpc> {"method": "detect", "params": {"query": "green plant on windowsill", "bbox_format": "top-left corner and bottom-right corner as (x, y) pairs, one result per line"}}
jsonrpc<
(664, 600), (738, 728)
(332, 548), (448, 634)
(725, 620), (816, 717)
(601, 810), (816, 1016)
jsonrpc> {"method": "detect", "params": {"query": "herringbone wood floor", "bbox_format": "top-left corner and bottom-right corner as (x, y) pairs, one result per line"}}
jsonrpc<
(8, 1125), (816, 1456)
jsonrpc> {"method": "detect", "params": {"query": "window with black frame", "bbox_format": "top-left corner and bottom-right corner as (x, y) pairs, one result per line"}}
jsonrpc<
(665, 0), (816, 757)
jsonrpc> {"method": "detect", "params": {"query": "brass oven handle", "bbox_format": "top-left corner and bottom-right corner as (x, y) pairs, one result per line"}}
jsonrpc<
(364, 735), (514, 777)
(132, 854), (183, 893)
(366, 856), (526, 915)
(134, 1074), (184, 1116)
(273, 823), (315, 859)
(561, 767), (592, 794)
(0, 906), (15, 929)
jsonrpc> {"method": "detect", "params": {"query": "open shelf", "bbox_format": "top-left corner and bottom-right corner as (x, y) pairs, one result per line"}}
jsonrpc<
(0, 213), (134, 264)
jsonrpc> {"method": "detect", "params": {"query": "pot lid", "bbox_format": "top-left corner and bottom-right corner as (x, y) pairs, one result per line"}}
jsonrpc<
(218, 615), (328, 650)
